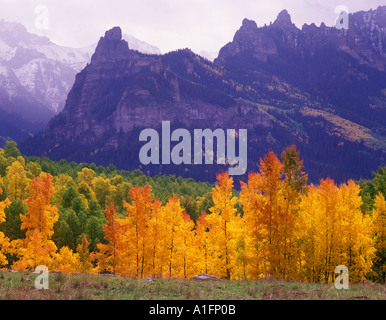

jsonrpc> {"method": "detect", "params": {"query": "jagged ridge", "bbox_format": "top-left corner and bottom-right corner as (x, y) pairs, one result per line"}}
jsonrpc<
(21, 7), (386, 184)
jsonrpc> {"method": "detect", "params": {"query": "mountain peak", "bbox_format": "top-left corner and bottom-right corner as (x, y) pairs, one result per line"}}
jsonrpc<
(276, 9), (291, 22)
(241, 18), (258, 30)
(105, 26), (122, 41)
(273, 9), (295, 29)
(91, 26), (129, 63)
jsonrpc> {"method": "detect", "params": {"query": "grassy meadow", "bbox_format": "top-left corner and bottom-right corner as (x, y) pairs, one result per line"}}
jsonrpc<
(0, 271), (384, 300)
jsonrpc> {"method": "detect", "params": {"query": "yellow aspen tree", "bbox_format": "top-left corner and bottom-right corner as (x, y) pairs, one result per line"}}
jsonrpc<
(297, 185), (321, 282)
(123, 184), (153, 278)
(77, 235), (95, 274)
(0, 187), (11, 267)
(113, 181), (132, 212)
(154, 204), (170, 278)
(77, 168), (96, 201)
(195, 212), (213, 275)
(339, 180), (375, 283)
(53, 246), (80, 274)
(77, 168), (96, 186)
(26, 162), (42, 179)
(280, 146), (308, 279)
(314, 178), (344, 283)
(232, 215), (249, 280)
(92, 176), (115, 209)
(173, 213), (198, 279)
(4, 158), (29, 201)
(52, 174), (75, 207)
(148, 199), (166, 278)
(12, 229), (57, 270)
(207, 172), (238, 280)
(372, 194), (386, 282)
(163, 195), (185, 278)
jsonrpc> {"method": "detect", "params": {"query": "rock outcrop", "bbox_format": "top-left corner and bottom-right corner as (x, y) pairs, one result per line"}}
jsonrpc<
(191, 274), (222, 281)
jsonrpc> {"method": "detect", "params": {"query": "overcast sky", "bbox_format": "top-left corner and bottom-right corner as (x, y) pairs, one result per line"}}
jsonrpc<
(0, 0), (384, 56)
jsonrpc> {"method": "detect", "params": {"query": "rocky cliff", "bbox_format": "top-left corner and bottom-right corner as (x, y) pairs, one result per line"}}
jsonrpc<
(21, 8), (386, 184)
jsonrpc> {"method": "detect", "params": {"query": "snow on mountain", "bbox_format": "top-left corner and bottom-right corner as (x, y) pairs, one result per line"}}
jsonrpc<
(0, 20), (91, 116)
(0, 19), (162, 146)
(122, 34), (162, 55)
(0, 19), (162, 116)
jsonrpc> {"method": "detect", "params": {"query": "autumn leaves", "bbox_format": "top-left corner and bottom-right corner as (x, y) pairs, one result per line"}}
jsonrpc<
(1, 174), (59, 271)
(91, 145), (380, 282)
(96, 187), (198, 279)
(0, 145), (384, 283)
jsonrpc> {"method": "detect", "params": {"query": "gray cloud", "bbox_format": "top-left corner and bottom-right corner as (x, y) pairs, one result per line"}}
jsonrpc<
(0, 0), (384, 55)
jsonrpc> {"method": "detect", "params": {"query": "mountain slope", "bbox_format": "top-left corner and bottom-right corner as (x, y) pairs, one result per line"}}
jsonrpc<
(0, 20), (91, 147)
(20, 8), (386, 184)
(216, 8), (386, 129)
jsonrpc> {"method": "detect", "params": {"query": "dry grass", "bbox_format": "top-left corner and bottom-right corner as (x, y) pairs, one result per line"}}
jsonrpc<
(0, 271), (384, 300)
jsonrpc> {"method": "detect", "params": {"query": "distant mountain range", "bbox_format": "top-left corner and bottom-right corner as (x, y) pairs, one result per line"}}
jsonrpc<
(0, 19), (161, 147)
(15, 6), (386, 183)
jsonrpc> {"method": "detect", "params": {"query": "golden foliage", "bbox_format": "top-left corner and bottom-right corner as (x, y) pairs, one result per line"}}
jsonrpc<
(0, 149), (382, 283)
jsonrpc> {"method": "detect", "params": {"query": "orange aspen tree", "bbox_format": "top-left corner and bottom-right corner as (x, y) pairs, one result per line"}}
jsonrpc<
(21, 174), (59, 239)
(97, 203), (123, 274)
(207, 172), (238, 280)
(256, 152), (285, 277)
(12, 174), (59, 270)
(240, 172), (266, 279)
